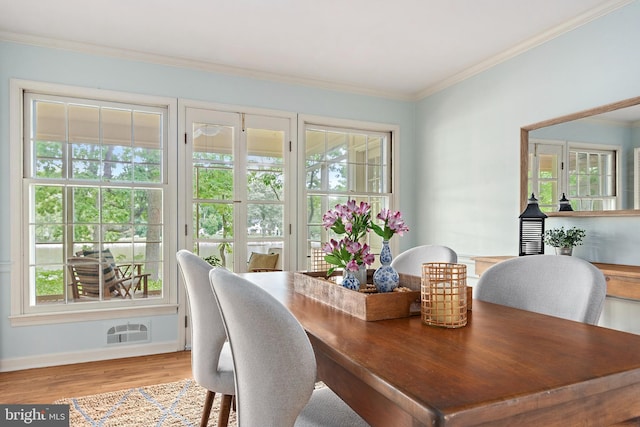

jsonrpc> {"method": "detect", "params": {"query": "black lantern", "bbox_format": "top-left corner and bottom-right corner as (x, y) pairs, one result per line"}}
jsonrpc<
(558, 193), (573, 211)
(519, 193), (547, 256)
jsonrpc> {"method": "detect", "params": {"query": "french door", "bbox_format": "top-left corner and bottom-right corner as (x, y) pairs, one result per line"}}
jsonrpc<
(184, 107), (293, 272)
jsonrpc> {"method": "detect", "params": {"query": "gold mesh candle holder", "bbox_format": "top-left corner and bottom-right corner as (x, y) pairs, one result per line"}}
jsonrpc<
(421, 263), (468, 328)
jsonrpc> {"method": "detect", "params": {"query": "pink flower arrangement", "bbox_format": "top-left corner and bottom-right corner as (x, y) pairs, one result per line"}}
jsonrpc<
(370, 208), (409, 240)
(321, 201), (408, 276)
(322, 200), (375, 275)
(322, 200), (372, 242)
(322, 239), (375, 275)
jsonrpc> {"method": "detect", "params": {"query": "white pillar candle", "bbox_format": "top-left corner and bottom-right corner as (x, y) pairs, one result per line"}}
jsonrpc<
(430, 284), (462, 324)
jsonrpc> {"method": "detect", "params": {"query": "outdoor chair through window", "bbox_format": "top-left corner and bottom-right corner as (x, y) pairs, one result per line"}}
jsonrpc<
(67, 257), (137, 300)
(247, 251), (280, 272)
(78, 249), (150, 297)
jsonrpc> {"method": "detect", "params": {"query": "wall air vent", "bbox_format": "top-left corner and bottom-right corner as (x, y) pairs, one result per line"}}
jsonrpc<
(106, 321), (150, 344)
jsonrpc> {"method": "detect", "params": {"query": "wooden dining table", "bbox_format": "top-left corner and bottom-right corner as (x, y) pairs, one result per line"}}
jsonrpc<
(240, 271), (640, 427)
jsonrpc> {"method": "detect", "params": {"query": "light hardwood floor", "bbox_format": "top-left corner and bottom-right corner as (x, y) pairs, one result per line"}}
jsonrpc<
(0, 351), (193, 403)
(3, 351), (639, 426)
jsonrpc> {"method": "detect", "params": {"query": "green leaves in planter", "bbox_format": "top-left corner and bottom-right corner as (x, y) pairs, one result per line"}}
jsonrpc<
(544, 226), (586, 248)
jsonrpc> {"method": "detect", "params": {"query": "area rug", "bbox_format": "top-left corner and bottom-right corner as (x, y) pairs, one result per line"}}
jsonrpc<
(54, 379), (237, 426)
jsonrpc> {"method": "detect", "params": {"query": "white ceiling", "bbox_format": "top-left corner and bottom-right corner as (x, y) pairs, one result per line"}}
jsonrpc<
(0, 0), (632, 100)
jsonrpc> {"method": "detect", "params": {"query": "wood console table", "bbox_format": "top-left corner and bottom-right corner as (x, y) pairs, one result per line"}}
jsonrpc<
(473, 256), (640, 300)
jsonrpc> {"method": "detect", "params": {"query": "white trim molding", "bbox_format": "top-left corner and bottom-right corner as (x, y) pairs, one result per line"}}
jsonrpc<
(0, 31), (413, 102)
(0, 341), (180, 372)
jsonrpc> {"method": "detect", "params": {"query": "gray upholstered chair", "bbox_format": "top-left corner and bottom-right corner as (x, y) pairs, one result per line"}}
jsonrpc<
(176, 250), (234, 427)
(209, 268), (370, 427)
(475, 254), (606, 325)
(390, 244), (458, 276)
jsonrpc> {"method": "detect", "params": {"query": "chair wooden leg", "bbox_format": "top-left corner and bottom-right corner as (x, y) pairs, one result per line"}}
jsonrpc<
(200, 390), (215, 427)
(218, 394), (233, 427)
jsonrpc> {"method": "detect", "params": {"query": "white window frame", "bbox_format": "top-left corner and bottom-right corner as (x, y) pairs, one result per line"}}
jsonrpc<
(528, 138), (621, 212)
(297, 115), (400, 270)
(568, 142), (621, 211)
(9, 79), (178, 326)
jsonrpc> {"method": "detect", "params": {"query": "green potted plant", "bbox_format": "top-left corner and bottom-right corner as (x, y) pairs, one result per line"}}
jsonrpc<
(203, 254), (223, 267)
(543, 226), (586, 255)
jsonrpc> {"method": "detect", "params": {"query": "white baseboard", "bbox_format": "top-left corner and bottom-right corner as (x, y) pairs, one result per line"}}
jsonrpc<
(0, 341), (181, 372)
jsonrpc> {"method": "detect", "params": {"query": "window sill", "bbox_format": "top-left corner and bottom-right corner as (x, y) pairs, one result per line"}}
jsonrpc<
(9, 304), (179, 327)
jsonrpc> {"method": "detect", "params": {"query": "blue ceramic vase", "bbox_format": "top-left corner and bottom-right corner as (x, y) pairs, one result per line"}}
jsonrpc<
(373, 240), (399, 293)
(342, 270), (360, 291)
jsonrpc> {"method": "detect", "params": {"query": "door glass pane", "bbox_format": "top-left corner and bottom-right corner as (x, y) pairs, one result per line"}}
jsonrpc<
(246, 125), (285, 271)
(247, 169), (284, 201)
(192, 122), (235, 270)
(194, 124), (233, 160)
(247, 203), (284, 238)
(195, 202), (234, 239)
(196, 242), (234, 271)
(188, 110), (289, 273)
(247, 128), (283, 164)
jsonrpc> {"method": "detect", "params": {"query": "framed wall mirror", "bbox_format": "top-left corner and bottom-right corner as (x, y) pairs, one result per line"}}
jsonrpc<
(521, 96), (640, 216)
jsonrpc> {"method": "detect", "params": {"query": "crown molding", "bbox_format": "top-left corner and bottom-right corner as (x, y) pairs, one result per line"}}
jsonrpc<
(413, 0), (634, 100)
(1, 0), (633, 103)
(0, 30), (415, 102)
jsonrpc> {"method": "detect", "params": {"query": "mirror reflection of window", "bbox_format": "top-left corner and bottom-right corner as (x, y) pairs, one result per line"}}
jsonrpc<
(529, 139), (619, 212)
(529, 141), (562, 212)
(522, 98), (640, 214)
(568, 148), (617, 211)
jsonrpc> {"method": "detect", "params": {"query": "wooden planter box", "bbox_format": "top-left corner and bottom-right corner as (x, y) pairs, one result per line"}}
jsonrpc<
(293, 270), (422, 321)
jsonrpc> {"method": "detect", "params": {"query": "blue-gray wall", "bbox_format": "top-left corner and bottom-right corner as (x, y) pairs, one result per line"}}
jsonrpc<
(414, 1), (640, 264)
(413, 1), (640, 336)
(0, 41), (415, 367)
